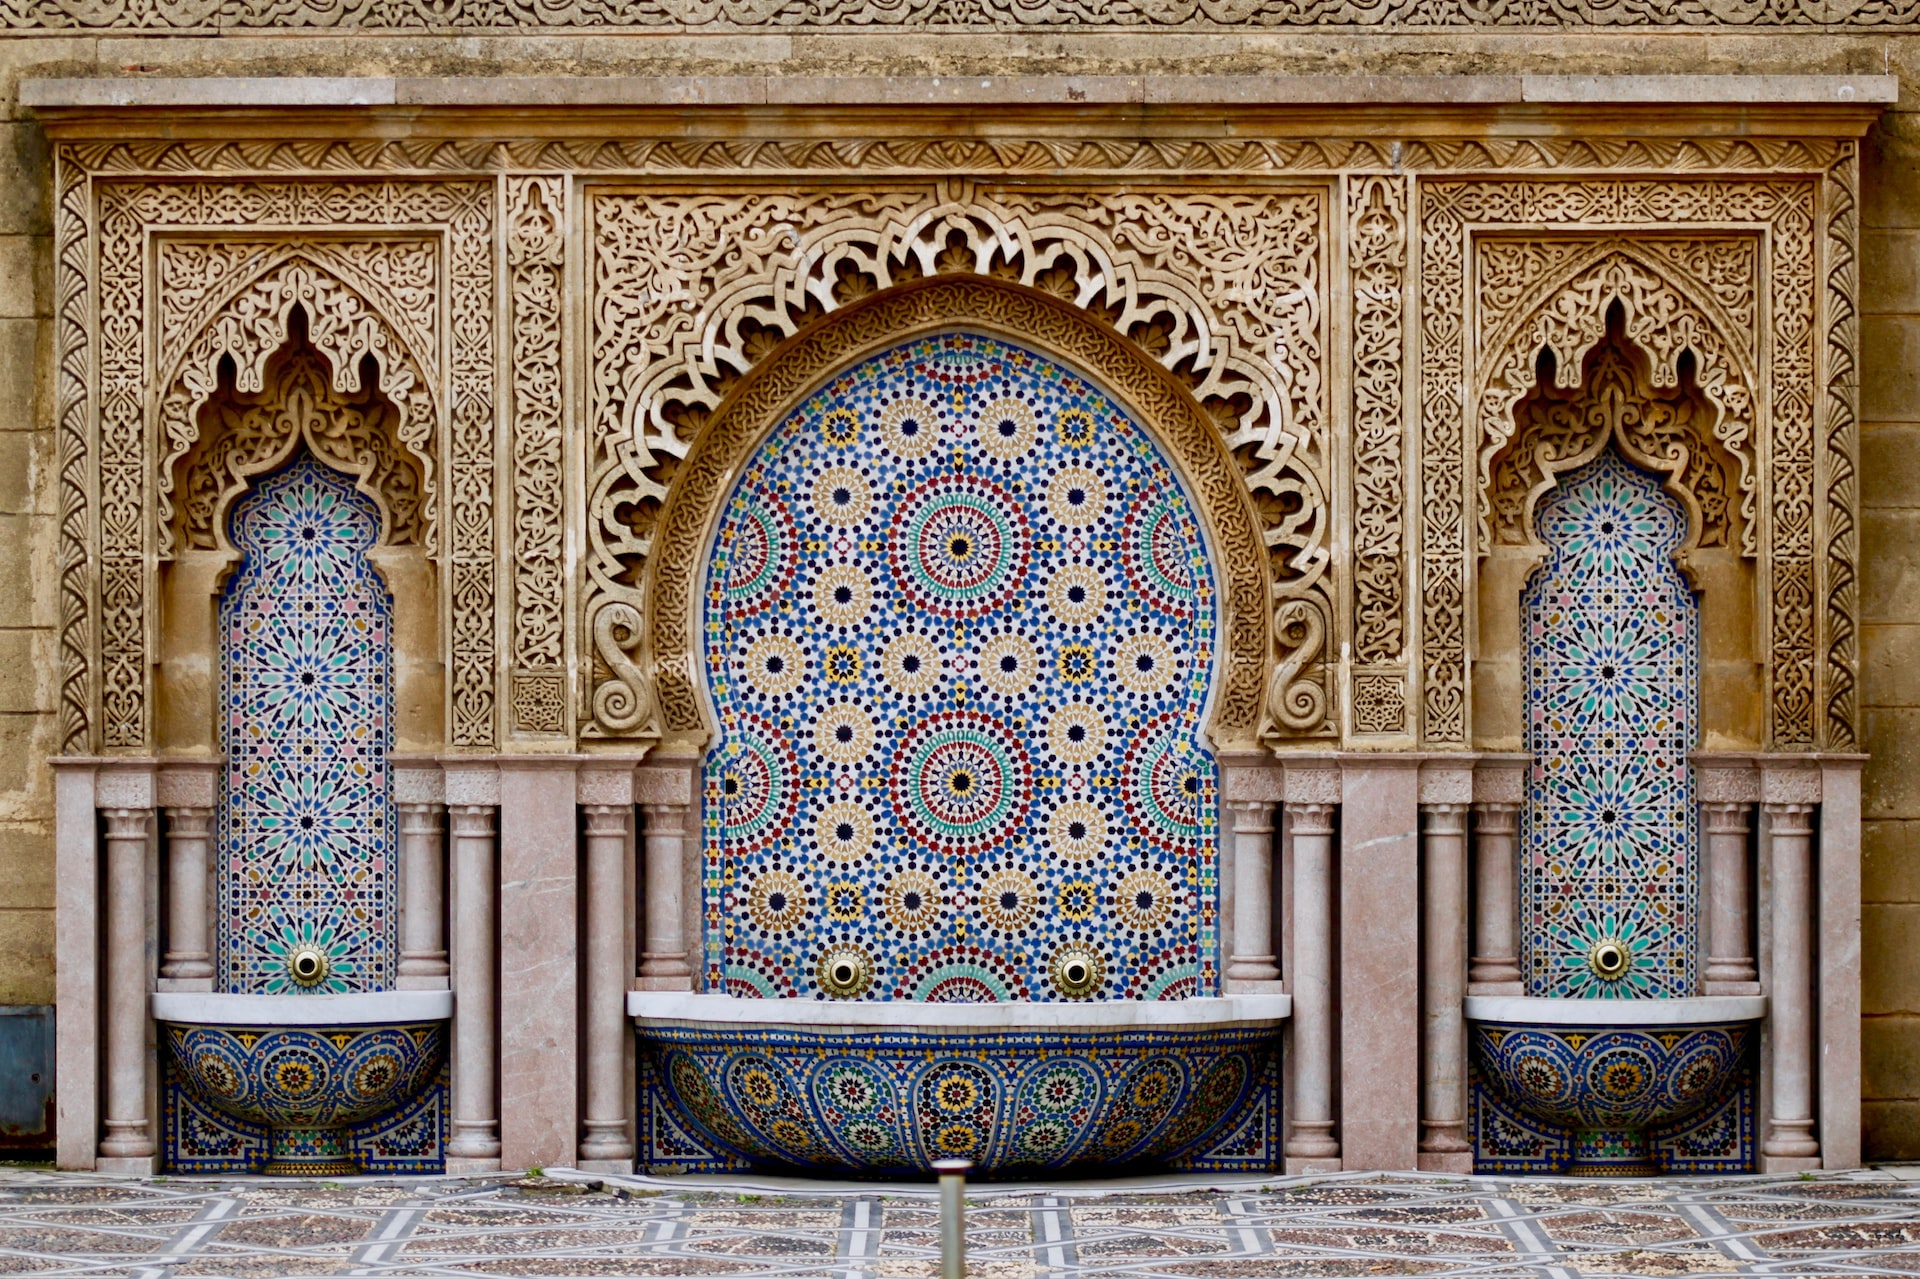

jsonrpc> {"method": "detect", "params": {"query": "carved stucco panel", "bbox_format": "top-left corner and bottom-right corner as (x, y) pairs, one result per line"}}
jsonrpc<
(584, 180), (1333, 744)
(1475, 239), (1761, 559)
(1418, 175), (1844, 751)
(71, 170), (498, 752)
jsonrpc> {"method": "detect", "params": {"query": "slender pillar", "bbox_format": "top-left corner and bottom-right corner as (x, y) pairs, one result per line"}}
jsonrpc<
(397, 801), (450, 987)
(1283, 763), (1340, 1172)
(1762, 799), (1821, 1169)
(98, 805), (156, 1170)
(445, 799), (501, 1170)
(1225, 801), (1280, 985)
(498, 762), (580, 1170)
(157, 764), (216, 987)
(1702, 802), (1758, 989)
(1419, 799), (1471, 1171)
(1819, 759), (1864, 1171)
(579, 764), (637, 1171)
(1468, 802), (1523, 992)
(636, 761), (697, 989)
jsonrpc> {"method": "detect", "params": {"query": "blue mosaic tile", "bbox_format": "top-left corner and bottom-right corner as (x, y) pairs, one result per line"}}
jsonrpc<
(217, 453), (397, 994)
(163, 1056), (447, 1175)
(1521, 452), (1700, 999)
(636, 1024), (1277, 1175)
(701, 333), (1221, 1001)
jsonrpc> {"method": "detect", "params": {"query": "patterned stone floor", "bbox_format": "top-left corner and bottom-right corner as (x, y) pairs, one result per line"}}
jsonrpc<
(6, 1165), (1920, 1278)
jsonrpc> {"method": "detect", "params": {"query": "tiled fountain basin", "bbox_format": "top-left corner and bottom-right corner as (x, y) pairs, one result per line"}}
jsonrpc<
(631, 993), (1289, 1176)
(153, 991), (451, 1176)
(1465, 995), (1765, 1176)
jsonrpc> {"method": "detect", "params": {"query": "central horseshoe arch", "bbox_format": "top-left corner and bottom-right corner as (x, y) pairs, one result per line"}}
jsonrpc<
(641, 275), (1273, 754)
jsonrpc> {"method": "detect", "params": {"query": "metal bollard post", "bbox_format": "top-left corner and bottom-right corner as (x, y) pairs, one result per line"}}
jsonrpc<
(932, 1158), (972, 1279)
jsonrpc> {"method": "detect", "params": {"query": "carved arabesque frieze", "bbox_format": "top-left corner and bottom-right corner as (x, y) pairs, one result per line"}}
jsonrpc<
(155, 242), (441, 557)
(584, 180), (1334, 742)
(48, 137), (1864, 760)
(508, 176), (569, 737)
(1475, 241), (1760, 559)
(1346, 173), (1409, 736)
(76, 174), (497, 754)
(6, 0), (1920, 29)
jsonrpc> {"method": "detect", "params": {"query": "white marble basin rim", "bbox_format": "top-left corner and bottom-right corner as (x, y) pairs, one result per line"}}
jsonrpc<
(628, 992), (1289, 1030)
(151, 990), (453, 1025)
(1463, 994), (1765, 1025)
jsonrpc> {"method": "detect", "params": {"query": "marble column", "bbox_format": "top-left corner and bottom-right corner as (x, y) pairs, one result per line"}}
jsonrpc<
(1819, 759), (1864, 1171)
(157, 764), (217, 987)
(1762, 790), (1821, 1170)
(1222, 755), (1284, 988)
(1283, 763), (1340, 1173)
(1467, 761), (1524, 994)
(52, 761), (98, 1170)
(445, 767), (501, 1173)
(1418, 760), (1473, 1173)
(1698, 759), (1759, 994)
(97, 775), (156, 1174)
(579, 764), (637, 1172)
(396, 765), (449, 989)
(1339, 757), (1421, 1171)
(499, 761), (580, 1170)
(636, 760), (698, 990)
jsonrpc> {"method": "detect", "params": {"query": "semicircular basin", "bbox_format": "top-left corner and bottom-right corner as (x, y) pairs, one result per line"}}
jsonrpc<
(631, 993), (1288, 1176)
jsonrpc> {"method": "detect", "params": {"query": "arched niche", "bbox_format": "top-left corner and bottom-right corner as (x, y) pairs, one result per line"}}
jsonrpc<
(154, 307), (442, 758)
(641, 275), (1272, 755)
(1473, 303), (1758, 751)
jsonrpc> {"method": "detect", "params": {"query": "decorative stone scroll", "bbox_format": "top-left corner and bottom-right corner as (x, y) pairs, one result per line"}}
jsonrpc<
(585, 181), (1331, 743)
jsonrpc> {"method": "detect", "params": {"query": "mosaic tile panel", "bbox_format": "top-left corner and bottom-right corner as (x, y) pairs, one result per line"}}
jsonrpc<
(636, 1024), (1278, 1175)
(217, 453), (397, 994)
(1520, 452), (1700, 999)
(701, 332), (1221, 1001)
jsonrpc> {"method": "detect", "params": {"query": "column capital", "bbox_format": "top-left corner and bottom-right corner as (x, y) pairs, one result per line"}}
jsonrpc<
(156, 760), (218, 810)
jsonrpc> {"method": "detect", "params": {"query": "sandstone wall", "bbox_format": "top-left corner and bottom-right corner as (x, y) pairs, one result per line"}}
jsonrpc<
(3, 25), (1920, 1155)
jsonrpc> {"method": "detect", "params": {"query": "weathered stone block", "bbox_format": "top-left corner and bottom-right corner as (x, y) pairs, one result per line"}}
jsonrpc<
(1862, 511), (1920, 625)
(1865, 819), (1920, 903)
(1866, 110), (1920, 233)
(0, 632), (45, 713)
(1865, 623), (1920, 708)
(1866, 709), (1920, 820)
(1864, 315), (1920, 423)
(0, 822), (52, 909)
(0, 712), (49, 803)
(0, 907), (52, 1005)
(0, 515), (52, 630)
(0, 317), (39, 426)
(1865, 1097), (1920, 1162)
(1863, 423), (1920, 510)
(0, 125), (48, 237)
(0, 236), (47, 321)
(1865, 1016), (1920, 1099)
(0, 428), (49, 517)
(1865, 903), (1920, 1014)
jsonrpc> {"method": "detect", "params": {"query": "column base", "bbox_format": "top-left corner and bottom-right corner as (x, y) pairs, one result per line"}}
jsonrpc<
(1284, 1156), (1342, 1174)
(96, 1154), (161, 1175)
(1417, 1151), (1473, 1173)
(1466, 980), (1524, 997)
(579, 1158), (636, 1174)
(395, 975), (451, 991)
(445, 1156), (504, 1175)
(1702, 979), (1762, 996)
(635, 975), (693, 992)
(1760, 1153), (1822, 1173)
(1223, 978), (1287, 994)
(156, 977), (214, 992)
